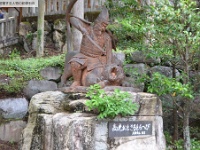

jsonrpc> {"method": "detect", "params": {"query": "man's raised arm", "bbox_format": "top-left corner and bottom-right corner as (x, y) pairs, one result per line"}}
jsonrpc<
(70, 17), (90, 35)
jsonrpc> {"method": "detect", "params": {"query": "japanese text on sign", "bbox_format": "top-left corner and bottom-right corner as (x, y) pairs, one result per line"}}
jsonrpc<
(108, 121), (152, 138)
(0, 0), (38, 7)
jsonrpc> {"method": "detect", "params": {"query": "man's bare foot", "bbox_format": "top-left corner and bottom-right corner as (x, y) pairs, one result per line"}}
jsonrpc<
(70, 81), (81, 87)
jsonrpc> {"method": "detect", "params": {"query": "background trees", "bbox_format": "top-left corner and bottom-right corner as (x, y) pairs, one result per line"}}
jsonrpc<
(147, 1), (200, 149)
(107, 0), (200, 149)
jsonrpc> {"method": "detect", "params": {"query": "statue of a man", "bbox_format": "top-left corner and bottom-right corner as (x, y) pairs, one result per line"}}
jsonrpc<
(61, 8), (124, 87)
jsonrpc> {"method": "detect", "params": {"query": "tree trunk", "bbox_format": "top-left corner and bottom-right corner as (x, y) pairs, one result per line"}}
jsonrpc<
(173, 100), (179, 142)
(142, 0), (155, 46)
(183, 103), (191, 150)
(172, 49), (179, 144)
(183, 46), (191, 150)
(72, 0), (84, 51)
(37, 0), (45, 57)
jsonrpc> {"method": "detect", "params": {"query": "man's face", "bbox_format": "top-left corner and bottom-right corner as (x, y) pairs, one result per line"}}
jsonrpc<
(101, 22), (108, 31)
(94, 22), (108, 32)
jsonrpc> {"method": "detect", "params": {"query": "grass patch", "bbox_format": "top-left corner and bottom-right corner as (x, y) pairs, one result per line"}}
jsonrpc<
(0, 54), (65, 93)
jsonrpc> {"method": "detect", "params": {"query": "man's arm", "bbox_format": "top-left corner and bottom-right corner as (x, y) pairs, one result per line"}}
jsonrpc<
(70, 17), (90, 35)
(70, 16), (106, 55)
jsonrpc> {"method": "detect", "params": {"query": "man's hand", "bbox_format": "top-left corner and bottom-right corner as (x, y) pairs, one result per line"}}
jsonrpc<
(81, 27), (89, 36)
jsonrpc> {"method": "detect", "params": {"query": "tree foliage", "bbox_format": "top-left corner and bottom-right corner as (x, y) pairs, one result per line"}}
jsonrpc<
(147, 72), (194, 99)
(106, 0), (147, 51)
(146, 1), (200, 149)
(107, 0), (200, 149)
(149, 0), (200, 71)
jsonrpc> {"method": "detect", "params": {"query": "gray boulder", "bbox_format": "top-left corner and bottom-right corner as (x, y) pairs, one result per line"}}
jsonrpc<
(0, 98), (28, 119)
(114, 52), (125, 64)
(123, 63), (148, 91)
(23, 80), (57, 100)
(40, 66), (62, 80)
(44, 20), (52, 32)
(53, 19), (66, 33)
(19, 22), (32, 36)
(124, 63), (148, 77)
(31, 32), (38, 50)
(23, 37), (32, 52)
(53, 30), (64, 51)
(45, 32), (54, 48)
(149, 66), (180, 77)
(0, 121), (27, 142)
(130, 51), (161, 65)
(32, 31), (50, 50)
(122, 76), (144, 91)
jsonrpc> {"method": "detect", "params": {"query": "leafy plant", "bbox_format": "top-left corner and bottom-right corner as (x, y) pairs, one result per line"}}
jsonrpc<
(85, 84), (139, 119)
(164, 131), (174, 146)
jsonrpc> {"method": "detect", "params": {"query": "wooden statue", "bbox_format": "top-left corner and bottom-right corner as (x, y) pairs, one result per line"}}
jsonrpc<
(61, 0), (124, 88)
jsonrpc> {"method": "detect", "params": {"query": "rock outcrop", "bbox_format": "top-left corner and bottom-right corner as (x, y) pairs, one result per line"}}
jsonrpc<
(0, 98), (28, 142)
(20, 90), (166, 150)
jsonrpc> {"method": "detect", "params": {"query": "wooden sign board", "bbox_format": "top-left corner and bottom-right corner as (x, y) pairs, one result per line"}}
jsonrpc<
(108, 121), (152, 138)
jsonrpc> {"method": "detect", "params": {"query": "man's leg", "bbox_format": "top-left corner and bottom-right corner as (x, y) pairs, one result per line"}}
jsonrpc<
(60, 63), (72, 87)
(60, 51), (78, 87)
(70, 61), (82, 87)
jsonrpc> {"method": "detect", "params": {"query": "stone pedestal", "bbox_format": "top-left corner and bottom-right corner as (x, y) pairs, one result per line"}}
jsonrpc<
(20, 89), (166, 150)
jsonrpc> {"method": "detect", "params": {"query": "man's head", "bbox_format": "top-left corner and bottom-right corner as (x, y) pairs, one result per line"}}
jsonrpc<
(94, 8), (109, 32)
(94, 22), (108, 32)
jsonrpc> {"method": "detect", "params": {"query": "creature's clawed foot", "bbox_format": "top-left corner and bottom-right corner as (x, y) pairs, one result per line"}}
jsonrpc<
(98, 80), (109, 88)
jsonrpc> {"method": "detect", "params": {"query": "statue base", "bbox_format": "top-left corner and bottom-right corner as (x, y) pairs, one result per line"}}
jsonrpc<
(59, 86), (142, 93)
(20, 89), (166, 150)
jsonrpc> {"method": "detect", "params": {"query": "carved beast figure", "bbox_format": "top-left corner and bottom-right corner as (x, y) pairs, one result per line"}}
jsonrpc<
(61, 51), (124, 88)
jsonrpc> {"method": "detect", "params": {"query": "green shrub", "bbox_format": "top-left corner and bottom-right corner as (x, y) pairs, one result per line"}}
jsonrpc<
(85, 84), (139, 119)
